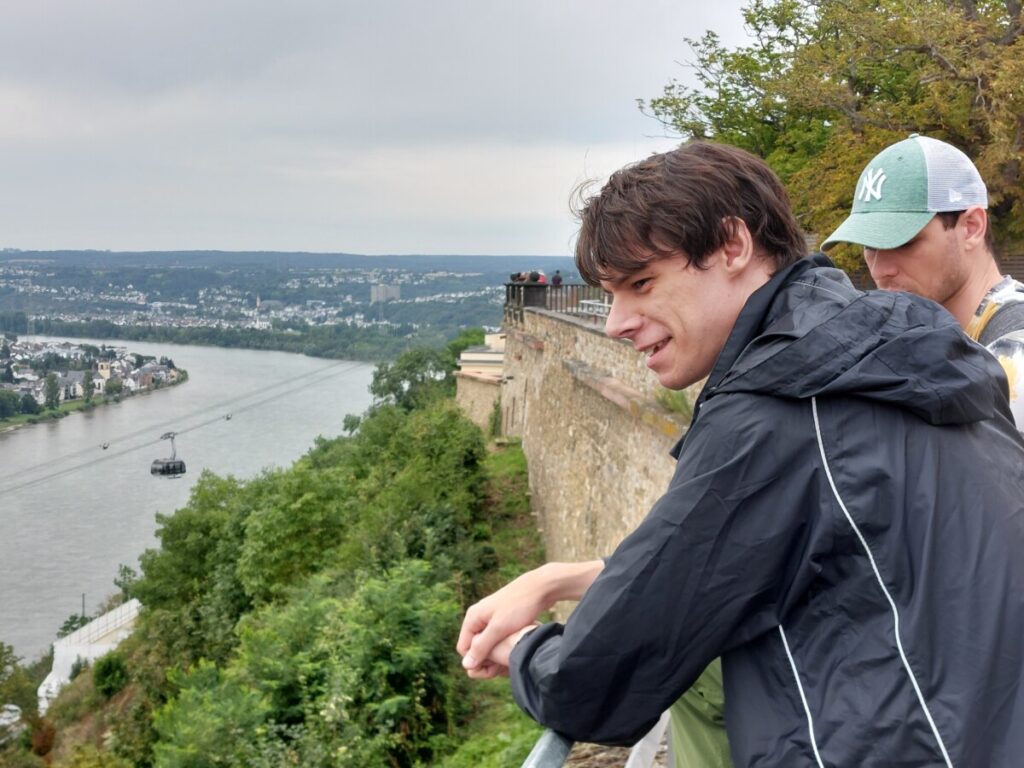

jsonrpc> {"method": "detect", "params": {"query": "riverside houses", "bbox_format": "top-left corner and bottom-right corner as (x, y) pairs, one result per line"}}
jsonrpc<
(0, 340), (179, 405)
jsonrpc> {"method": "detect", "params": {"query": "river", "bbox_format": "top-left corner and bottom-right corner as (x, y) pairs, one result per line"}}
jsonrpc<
(0, 337), (375, 660)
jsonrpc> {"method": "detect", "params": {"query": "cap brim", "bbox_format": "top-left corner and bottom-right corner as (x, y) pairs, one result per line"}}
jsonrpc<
(820, 211), (935, 251)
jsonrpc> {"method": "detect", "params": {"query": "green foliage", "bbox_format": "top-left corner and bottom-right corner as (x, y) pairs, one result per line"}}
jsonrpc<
(0, 311), (28, 334)
(0, 389), (20, 419)
(130, 472), (251, 665)
(46, 670), (101, 728)
(34, 317), (446, 364)
(93, 654), (128, 699)
(113, 565), (138, 601)
(103, 378), (122, 396)
(68, 657), (88, 682)
(488, 397), (502, 438)
(0, 644), (39, 722)
(60, 744), (132, 768)
(43, 373), (60, 410)
(434, 680), (543, 768)
(655, 387), (694, 422)
(313, 559), (463, 768)
(236, 464), (353, 604)
(369, 328), (485, 411)
(57, 614), (90, 640)
(370, 347), (454, 411)
(0, 641), (16, 684)
(231, 584), (341, 727)
(152, 661), (271, 768)
(81, 370), (94, 404)
(0, 747), (46, 768)
(445, 327), (485, 361)
(642, 0), (1024, 265)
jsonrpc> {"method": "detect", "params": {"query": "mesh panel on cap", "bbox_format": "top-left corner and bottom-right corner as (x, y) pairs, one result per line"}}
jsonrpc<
(919, 136), (988, 212)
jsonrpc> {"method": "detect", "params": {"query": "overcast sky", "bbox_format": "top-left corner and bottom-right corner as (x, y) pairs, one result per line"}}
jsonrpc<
(0, 1), (750, 255)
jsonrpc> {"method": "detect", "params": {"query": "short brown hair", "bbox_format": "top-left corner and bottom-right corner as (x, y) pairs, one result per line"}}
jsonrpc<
(574, 141), (807, 285)
(935, 210), (996, 254)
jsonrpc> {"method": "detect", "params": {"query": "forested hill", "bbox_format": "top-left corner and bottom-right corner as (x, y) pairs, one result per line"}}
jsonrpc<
(0, 249), (574, 274)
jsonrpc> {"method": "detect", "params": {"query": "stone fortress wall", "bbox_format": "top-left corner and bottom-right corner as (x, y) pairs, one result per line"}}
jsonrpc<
(499, 307), (694, 577)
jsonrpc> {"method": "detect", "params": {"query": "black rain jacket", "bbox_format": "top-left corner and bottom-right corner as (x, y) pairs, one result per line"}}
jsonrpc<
(510, 255), (1024, 767)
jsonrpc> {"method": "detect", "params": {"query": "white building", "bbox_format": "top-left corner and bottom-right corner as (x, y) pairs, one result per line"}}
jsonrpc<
(37, 599), (141, 714)
(370, 284), (401, 304)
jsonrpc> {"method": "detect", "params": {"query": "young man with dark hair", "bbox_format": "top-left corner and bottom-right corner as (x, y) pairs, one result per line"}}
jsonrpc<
(459, 141), (1024, 766)
(823, 134), (1024, 427)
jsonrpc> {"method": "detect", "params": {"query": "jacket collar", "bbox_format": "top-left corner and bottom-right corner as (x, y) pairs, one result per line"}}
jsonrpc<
(670, 253), (833, 459)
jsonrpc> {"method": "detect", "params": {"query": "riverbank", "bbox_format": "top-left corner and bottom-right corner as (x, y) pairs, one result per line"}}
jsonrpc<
(0, 372), (188, 434)
(26, 318), (444, 363)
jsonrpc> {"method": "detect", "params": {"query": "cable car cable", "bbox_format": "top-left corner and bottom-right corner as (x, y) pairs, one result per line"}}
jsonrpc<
(0, 359), (370, 494)
(0, 358), (367, 484)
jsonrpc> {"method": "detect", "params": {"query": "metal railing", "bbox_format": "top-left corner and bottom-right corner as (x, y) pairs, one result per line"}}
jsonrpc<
(521, 730), (574, 768)
(504, 283), (609, 326)
(521, 711), (670, 767)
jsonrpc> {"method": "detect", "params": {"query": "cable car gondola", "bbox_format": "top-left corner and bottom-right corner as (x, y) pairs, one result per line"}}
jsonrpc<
(151, 432), (186, 478)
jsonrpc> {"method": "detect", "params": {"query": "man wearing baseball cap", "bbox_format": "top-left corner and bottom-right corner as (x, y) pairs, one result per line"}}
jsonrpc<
(823, 134), (1024, 427)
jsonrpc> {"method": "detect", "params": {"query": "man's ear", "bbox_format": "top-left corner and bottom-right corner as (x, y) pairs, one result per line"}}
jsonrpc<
(960, 207), (988, 251)
(719, 217), (756, 274)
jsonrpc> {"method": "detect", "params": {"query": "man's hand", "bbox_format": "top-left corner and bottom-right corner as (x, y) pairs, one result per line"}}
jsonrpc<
(461, 624), (539, 679)
(457, 560), (604, 676)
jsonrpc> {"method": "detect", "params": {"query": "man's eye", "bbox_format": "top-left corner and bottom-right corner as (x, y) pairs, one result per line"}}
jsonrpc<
(632, 278), (650, 290)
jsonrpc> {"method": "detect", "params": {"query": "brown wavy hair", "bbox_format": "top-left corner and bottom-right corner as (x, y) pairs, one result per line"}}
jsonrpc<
(574, 141), (807, 285)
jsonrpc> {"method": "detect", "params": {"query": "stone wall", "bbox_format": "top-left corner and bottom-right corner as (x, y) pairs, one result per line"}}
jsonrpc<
(455, 372), (500, 432)
(501, 308), (693, 568)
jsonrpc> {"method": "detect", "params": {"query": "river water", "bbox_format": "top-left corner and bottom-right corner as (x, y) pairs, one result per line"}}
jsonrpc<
(0, 337), (374, 660)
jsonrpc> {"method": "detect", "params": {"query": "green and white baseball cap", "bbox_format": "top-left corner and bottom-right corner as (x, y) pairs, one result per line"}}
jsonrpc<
(821, 135), (988, 250)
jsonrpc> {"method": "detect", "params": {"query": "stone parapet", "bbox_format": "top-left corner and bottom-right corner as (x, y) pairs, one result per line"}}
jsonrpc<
(455, 372), (500, 432)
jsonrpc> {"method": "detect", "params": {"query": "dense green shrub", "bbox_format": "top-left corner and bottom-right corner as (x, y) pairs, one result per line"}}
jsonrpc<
(152, 661), (270, 768)
(312, 559), (463, 767)
(93, 653), (128, 699)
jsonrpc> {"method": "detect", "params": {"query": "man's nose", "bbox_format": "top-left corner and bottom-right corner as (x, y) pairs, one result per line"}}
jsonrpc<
(603, 296), (640, 339)
(864, 247), (898, 277)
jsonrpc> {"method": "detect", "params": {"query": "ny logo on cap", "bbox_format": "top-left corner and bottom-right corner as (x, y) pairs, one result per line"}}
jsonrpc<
(858, 168), (887, 202)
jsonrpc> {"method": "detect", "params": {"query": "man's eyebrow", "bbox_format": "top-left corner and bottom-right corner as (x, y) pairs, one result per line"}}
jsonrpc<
(601, 275), (628, 289)
(602, 269), (649, 289)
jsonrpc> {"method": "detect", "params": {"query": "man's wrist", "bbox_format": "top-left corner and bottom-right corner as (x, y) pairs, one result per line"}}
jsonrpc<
(539, 560), (605, 604)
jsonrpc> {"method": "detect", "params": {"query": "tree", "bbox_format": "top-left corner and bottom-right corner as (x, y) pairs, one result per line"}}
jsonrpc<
(104, 378), (123, 396)
(1, 363), (13, 383)
(0, 641), (17, 686)
(82, 370), (95, 404)
(57, 613), (90, 638)
(93, 653), (129, 698)
(19, 394), (39, 415)
(152, 661), (271, 768)
(643, 0), (1024, 269)
(445, 327), (485, 363)
(0, 342), (9, 359)
(0, 390), (19, 419)
(312, 560), (463, 768)
(369, 347), (453, 411)
(43, 373), (59, 410)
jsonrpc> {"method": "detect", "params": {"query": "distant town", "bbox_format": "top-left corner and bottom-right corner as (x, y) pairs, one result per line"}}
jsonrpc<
(0, 261), (502, 331)
(0, 251), (576, 335)
(0, 250), (577, 363)
(0, 338), (181, 419)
